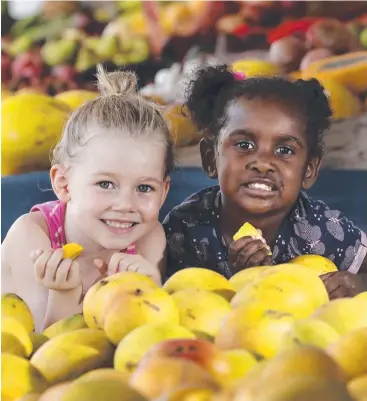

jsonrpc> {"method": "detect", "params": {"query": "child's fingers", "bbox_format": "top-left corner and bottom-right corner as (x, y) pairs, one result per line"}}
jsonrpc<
(93, 259), (108, 276)
(108, 252), (129, 275)
(44, 249), (64, 282)
(67, 262), (81, 286)
(118, 255), (138, 271)
(234, 239), (268, 270)
(33, 249), (53, 281)
(54, 259), (73, 284)
(30, 250), (43, 263)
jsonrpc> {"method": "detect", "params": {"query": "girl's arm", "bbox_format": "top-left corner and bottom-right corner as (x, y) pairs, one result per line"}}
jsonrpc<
(2, 213), (51, 331)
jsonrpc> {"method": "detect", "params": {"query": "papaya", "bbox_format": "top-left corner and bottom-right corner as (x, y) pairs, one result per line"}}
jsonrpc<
(301, 51), (367, 93)
(314, 78), (362, 120)
(232, 60), (281, 78)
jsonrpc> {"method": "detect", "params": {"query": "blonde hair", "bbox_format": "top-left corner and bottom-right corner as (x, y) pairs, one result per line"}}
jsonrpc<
(52, 64), (174, 176)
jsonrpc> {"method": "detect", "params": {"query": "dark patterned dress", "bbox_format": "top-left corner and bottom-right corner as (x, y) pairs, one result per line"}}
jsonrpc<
(163, 186), (367, 279)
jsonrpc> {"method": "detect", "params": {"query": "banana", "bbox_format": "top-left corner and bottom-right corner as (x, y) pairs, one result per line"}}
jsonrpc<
(2, 315), (33, 357)
(43, 313), (87, 338)
(1, 353), (47, 401)
(31, 328), (114, 384)
(2, 293), (35, 332)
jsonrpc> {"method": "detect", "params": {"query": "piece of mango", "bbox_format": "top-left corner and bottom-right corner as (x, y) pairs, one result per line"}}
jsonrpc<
(62, 243), (84, 260)
(233, 222), (260, 241)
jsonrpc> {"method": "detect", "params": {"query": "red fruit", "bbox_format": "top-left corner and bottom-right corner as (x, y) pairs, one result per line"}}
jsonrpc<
(1, 52), (13, 81)
(11, 50), (44, 81)
(51, 65), (77, 81)
(141, 338), (220, 371)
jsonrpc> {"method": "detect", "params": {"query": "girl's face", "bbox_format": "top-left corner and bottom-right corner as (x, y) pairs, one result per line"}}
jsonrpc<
(52, 133), (169, 251)
(203, 97), (320, 217)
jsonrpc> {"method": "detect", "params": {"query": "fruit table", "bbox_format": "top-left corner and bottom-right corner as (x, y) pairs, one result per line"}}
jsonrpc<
(1, 167), (367, 242)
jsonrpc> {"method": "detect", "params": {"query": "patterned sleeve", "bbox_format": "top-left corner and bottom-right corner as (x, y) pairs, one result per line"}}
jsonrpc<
(293, 196), (367, 273)
(162, 211), (200, 279)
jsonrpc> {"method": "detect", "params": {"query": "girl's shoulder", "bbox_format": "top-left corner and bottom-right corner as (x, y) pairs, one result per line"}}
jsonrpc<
(163, 185), (220, 223)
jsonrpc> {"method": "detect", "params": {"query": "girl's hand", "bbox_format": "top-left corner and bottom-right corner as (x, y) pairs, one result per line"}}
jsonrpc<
(31, 248), (81, 291)
(94, 253), (162, 285)
(320, 271), (367, 300)
(228, 235), (272, 273)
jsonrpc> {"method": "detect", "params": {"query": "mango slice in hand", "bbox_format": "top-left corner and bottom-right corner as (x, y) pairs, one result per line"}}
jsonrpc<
(62, 243), (84, 260)
(233, 222), (272, 256)
(233, 222), (260, 241)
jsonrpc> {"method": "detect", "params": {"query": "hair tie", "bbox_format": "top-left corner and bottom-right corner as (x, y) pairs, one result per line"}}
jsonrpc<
(233, 72), (246, 81)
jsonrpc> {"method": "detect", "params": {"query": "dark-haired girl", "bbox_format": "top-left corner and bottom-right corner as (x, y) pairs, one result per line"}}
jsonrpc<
(163, 65), (367, 299)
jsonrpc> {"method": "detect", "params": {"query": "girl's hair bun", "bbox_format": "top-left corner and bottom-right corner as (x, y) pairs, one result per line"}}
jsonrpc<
(96, 63), (137, 97)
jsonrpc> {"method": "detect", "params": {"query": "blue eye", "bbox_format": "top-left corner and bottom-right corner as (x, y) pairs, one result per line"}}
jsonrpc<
(98, 181), (114, 190)
(236, 141), (255, 150)
(137, 185), (153, 193)
(276, 146), (295, 156)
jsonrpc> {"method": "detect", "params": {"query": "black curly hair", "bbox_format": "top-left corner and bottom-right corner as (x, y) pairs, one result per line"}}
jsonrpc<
(185, 64), (332, 159)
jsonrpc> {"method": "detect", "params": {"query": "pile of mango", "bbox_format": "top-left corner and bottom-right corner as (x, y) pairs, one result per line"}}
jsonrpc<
(2, 253), (367, 401)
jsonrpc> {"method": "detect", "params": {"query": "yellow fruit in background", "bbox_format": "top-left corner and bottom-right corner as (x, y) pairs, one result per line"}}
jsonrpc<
(129, 356), (219, 400)
(2, 315), (33, 358)
(31, 329), (114, 384)
(16, 393), (41, 401)
(114, 323), (195, 375)
(102, 284), (179, 345)
(348, 375), (367, 401)
(229, 266), (272, 292)
(327, 328), (367, 380)
(289, 255), (338, 275)
(279, 318), (340, 351)
(164, 104), (201, 148)
(62, 243), (84, 260)
(61, 378), (147, 401)
(232, 60), (280, 77)
(43, 313), (88, 338)
(215, 302), (295, 359)
(314, 78), (362, 120)
(210, 349), (258, 388)
(2, 293), (35, 332)
(2, 353), (47, 401)
(1, 93), (71, 176)
(164, 268), (236, 301)
(83, 271), (158, 329)
(55, 89), (98, 111)
(313, 298), (367, 335)
(231, 265), (329, 319)
(233, 222), (260, 241)
(171, 288), (231, 339)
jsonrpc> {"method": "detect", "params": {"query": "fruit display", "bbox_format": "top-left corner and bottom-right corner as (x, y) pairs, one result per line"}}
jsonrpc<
(2, 255), (367, 401)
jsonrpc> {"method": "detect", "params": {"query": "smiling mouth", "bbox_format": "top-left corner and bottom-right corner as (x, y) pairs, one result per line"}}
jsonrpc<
(246, 182), (274, 192)
(101, 220), (138, 229)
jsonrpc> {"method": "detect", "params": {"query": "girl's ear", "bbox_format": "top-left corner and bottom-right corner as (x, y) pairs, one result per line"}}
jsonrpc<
(302, 157), (321, 190)
(160, 177), (171, 207)
(50, 164), (71, 203)
(200, 138), (218, 179)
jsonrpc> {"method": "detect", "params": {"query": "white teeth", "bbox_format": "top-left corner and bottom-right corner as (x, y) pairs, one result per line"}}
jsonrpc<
(104, 220), (133, 229)
(248, 183), (272, 192)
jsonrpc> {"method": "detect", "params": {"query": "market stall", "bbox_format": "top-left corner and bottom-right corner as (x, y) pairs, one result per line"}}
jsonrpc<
(2, 4), (367, 400)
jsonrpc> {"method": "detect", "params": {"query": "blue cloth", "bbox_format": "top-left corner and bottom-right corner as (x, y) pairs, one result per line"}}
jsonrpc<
(2, 168), (367, 241)
(163, 185), (367, 278)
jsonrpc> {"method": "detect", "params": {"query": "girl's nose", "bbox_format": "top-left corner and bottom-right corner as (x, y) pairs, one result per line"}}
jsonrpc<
(248, 158), (275, 175)
(112, 190), (136, 212)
